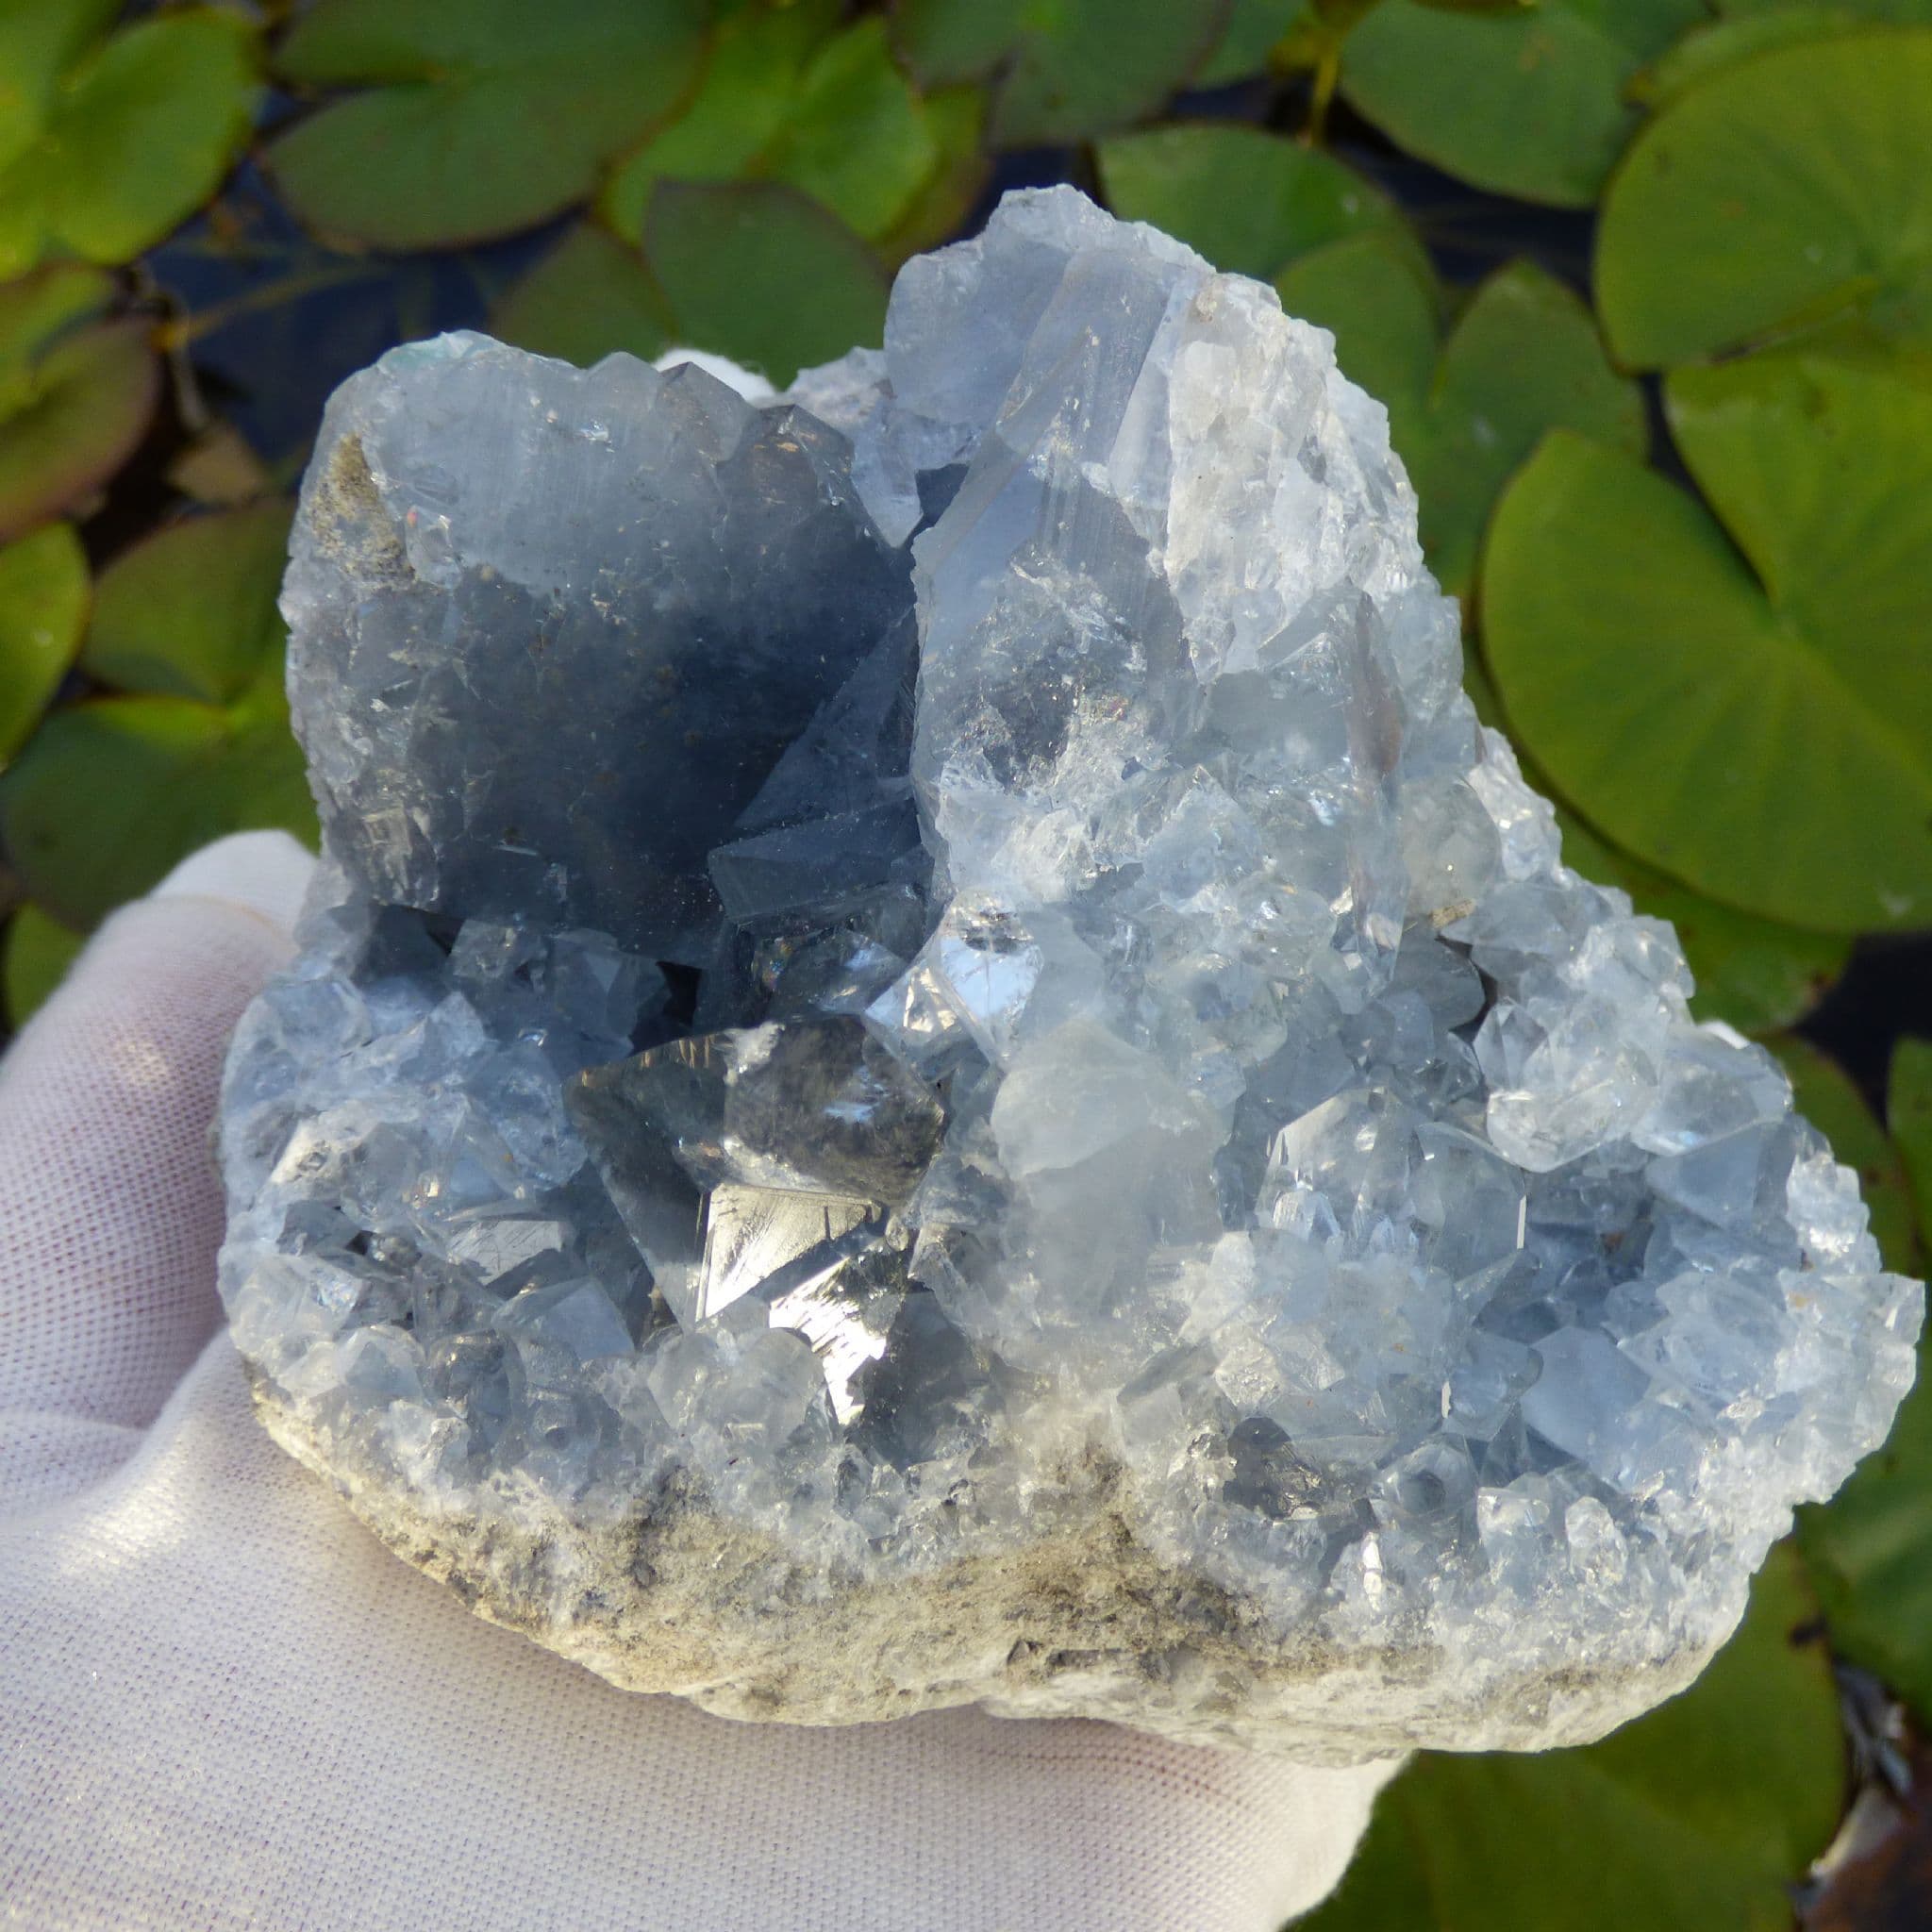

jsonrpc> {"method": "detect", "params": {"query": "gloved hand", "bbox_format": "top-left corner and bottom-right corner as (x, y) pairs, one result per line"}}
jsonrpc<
(0, 832), (1400, 1932)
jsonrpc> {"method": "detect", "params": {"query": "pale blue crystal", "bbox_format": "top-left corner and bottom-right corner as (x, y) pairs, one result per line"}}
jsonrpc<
(215, 186), (1922, 1755)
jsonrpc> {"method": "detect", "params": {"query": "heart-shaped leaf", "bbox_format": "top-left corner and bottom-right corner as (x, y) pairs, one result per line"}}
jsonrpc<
(2, 902), (84, 1028)
(268, 0), (708, 250)
(0, 309), (159, 543)
(1302, 1541), (1843, 1932)
(641, 180), (889, 387)
(605, 8), (937, 246)
(1483, 365), (1932, 933)
(0, 674), (314, 930)
(0, 522), (86, 764)
(1794, 1037), (1932, 1721)
(0, 8), (258, 278)
(82, 501), (292, 706)
(1280, 244), (1641, 594)
(892, 0), (1230, 146)
(1598, 28), (1932, 368)
(1096, 123), (1417, 285)
(1340, 0), (1707, 207)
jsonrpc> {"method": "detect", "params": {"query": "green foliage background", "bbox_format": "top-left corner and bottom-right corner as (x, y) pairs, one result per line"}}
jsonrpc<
(0, 1), (1928, 1922)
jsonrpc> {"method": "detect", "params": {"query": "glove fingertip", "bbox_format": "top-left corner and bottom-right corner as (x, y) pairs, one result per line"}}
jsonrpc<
(154, 831), (317, 939)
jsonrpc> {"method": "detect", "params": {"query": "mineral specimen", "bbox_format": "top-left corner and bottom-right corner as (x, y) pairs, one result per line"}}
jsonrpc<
(218, 188), (1922, 1760)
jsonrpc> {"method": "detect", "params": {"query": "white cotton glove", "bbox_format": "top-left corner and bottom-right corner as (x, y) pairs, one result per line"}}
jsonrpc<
(0, 832), (1401, 1932)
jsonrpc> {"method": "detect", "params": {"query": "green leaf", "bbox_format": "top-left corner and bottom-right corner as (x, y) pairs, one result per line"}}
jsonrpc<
(1278, 245), (1641, 595)
(642, 180), (889, 387)
(1096, 123), (1414, 285)
(876, 84), (990, 264)
(605, 9), (935, 246)
(268, 0), (708, 250)
(890, 0), (1020, 85)
(1340, 0), (1707, 208)
(1551, 810), (1848, 1035)
(1194, 0), (1313, 84)
(0, 0), (120, 174)
(1716, 0), (1932, 18)
(1275, 229), (1440, 413)
(1597, 28), (1932, 369)
(1793, 1038), (1932, 1721)
(492, 224), (675, 369)
(2, 903), (84, 1028)
(0, 521), (86, 764)
(82, 502), (293, 706)
(892, 0), (1230, 146)
(1482, 411), (1932, 934)
(1897, 1036), (1932, 1233)
(0, 10), (258, 278)
(1470, 641), (1847, 1032)
(1408, 262), (1642, 595)
(0, 261), (116, 402)
(0, 675), (314, 930)
(1769, 1037), (1920, 1273)
(1633, 8), (1886, 110)
(1303, 1542), (1842, 1932)
(0, 314), (159, 543)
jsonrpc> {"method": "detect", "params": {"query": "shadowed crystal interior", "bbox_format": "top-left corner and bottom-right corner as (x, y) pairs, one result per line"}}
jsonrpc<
(218, 188), (1922, 1759)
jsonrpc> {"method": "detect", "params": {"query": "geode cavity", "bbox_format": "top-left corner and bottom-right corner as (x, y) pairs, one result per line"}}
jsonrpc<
(217, 189), (1922, 1759)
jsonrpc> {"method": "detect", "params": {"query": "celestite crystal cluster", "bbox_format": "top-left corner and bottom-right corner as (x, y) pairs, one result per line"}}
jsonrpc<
(218, 189), (1921, 1758)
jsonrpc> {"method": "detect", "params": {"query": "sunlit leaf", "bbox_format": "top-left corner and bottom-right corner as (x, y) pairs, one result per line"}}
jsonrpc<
(1340, 0), (1707, 207)
(1466, 654), (1849, 1032)
(0, 8), (258, 277)
(82, 501), (293, 706)
(1482, 384), (1932, 932)
(1282, 249), (1641, 594)
(1551, 809), (1848, 1036)
(1632, 8), (1885, 110)
(607, 8), (936, 246)
(0, 522), (87, 763)
(269, 0), (708, 249)
(1597, 27), (1932, 368)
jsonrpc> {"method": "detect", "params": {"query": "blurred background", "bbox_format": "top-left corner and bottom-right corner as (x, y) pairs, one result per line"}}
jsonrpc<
(1, 0), (1928, 1923)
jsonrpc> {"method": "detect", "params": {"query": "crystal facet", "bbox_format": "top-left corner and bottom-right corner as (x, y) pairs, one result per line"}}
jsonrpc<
(218, 188), (1922, 1759)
